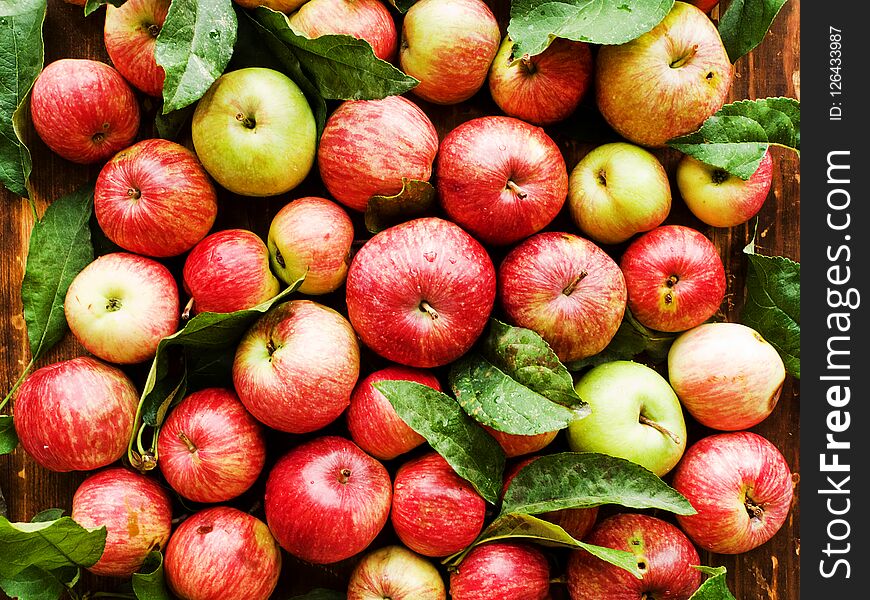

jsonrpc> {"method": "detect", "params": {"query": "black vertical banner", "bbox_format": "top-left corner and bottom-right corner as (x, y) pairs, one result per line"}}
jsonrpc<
(801, 3), (867, 597)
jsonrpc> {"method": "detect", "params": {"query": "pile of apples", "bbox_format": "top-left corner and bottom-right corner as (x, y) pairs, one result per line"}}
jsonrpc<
(11, 0), (794, 598)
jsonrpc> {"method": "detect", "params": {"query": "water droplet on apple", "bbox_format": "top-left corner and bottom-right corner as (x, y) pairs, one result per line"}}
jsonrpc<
(423, 251), (436, 262)
(208, 29), (219, 39)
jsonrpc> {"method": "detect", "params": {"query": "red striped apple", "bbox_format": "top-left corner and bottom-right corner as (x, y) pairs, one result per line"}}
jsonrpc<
(348, 545), (446, 600)
(288, 0), (398, 62)
(485, 427), (558, 459)
(104, 0), (170, 96)
(450, 542), (550, 600)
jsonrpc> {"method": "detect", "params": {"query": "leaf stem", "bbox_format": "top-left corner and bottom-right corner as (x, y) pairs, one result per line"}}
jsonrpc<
(1, 357), (36, 411)
(638, 415), (681, 445)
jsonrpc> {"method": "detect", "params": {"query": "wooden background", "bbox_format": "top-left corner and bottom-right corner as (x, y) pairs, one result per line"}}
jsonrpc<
(0, 0), (800, 598)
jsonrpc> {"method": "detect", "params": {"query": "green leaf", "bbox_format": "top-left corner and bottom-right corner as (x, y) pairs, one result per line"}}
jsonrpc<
(0, 0), (45, 199)
(374, 380), (505, 504)
(154, 104), (194, 140)
(718, 0), (789, 63)
(0, 416), (17, 455)
(364, 179), (436, 234)
(289, 590), (345, 600)
(508, 0), (674, 58)
(0, 565), (77, 600)
(689, 566), (737, 600)
(155, 0), (238, 113)
(253, 7), (417, 101)
(30, 509), (64, 523)
(132, 551), (171, 600)
(668, 97), (800, 179)
(565, 310), (676, 371)
(83, 0), (125, 17)
(0, 516), (106, 580)
(502, 452), (696, 515)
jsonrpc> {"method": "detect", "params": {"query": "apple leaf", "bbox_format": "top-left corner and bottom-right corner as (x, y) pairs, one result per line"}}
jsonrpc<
(508, 0), (674, 59)
(0, 516), (106, 581)
(502, 452), (696, 516)
(668, 97), (800, 180)
(0, 416), (17, 455)
(132, 551), (171, 600)
(689, 566), (737, 600)
(0, 0), (45, 200)
(289, 590), (345, 600)
(565, 309), (676, 371)
(155, 0), (238, 114)
(0, 565), (79, 600)
(364, 179), (437, 234)
(253, 7), (418, 101)
(83, 0), (125, 17)
(374, 380), (505, 504)
(718, 0), (789, 64)
(385, 0), (417, 12)
(153, 104), (194, 141)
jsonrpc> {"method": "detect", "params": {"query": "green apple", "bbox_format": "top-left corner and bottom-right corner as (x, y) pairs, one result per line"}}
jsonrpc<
(567, 361), (687, 476)
(568, 143), (671, 245)
(191, 67), (316, 197)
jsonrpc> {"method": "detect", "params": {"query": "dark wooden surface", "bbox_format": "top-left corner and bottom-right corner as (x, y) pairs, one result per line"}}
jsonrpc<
(0, 1), (800, 598)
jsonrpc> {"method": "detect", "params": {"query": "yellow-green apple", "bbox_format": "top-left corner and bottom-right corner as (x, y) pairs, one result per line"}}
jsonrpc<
(620, 225), (726, 332)
(484, 427), (558, 458)
(400, 0), (500, 105)
(566, 514), (702, 600)
(183, 229), (280, 314)
(596, 1), (732, 147)
(450, 542), (550, 600)
(104, 0), (170, 96)
(64, 253), (180, 364)
(191, 67), (316, 197)
(436, 116), (568, 246)
(348, 545), (446, 600)
(677, 150), (774, 227)
(568, 143), (672, 245)
(567, 361), (687, 477)
(391, 452), (487, 557)
(164, 506), (281, 600)
(13, 357), (138, 472)
(265, 436), (392, 564)
(346, 218), (496, 368)
(498, 232), (627, 363)
(232, 300), (360, 432)
(668, 323), (786, 430)
(95, 139), (218, 257)
(346, 365), (441, 460)
(157, 388), (266, 503)
(673, 432), (794, 554)
(30, 59), (139, 164)
(72, 468), (173, 577)
(267, 196), (354, 294)
(289, 0), (398, 62)
(317, 96), (438, 211)
(488, 37), (592, 126)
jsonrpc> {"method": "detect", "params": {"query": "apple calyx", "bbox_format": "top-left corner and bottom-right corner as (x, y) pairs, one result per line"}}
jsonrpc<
(663, 274), (680, 305)
(91, 122), (111, 144)
(638, 414), (681, 445)
(419, 300), (440, 320)
(744, 491), (765, 522)
(105, 297), (123, 312)
(338, 468), (352, 485)
(235, 112), (256, 129)
(562, 271), (588, 296)
(178, 431), (198, 454)
(147, 23), (161, 38)
(505, 179), (527, 199)
(669, 44), (699, 69)
(711, 169), (729, 184)
(519, 55), (537, 75)
(126, 187), (141, 200)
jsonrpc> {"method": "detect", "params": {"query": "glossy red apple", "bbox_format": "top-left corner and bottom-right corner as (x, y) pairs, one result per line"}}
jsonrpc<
(620, 225), (726, 332)
(233, 300), (360, 433)
(183, 229), (280, 314)
(391, 452), (487, 557)
(318, 96), (438, 211)
(673, 432), (794, 554)
(485, 427), (557, 459)
(30, 59), (140, 164)
(488, 37), (593, 126)
(346, 365), (442, 460)
(288, 0), (398, 62)
(104, 0), (170, 96)
(567, 513), (702, 600)
(95, 138), (218, 257)
(265, 436), (392, 564)
(499, 232), (627, 363)
(164, 507), (281, 600)
(687, 0), (719, 12)
(346, 218), (496, 368)
(13, 357), (138, 472)
(347, 545), (446, 600)
(450, 542), (550, 600)
(437, 116), (568, 246)
(72, 468), (173, 577)
(157, 388), (266, 503)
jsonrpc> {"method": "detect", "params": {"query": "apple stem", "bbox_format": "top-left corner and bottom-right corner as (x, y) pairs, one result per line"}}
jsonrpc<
(338, 468), (352, 485)
(669, 44), (699, 69)
(181, 297), (194, 321)
(235, 113), (256, 129)
(419, 300), (439, 320)
(562, 271), (588, 296)
(745, 496), (765, 521)
(638, 415), (681, 445)
(178, 431), (197, 453)
(126, 188), (141, 200)
(505, 179), (527, 199)
(519, 55), (537, 75)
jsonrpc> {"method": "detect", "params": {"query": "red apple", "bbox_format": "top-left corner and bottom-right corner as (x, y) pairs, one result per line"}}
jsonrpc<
(567, 513), (701, 600)
(346, 365), (442, 460)
(72, 468), (173, 578)
(164, 507), (281, 600)
(346, 218), (496, 368)
(183, 229), (280, 314)
(95, 138), (218, 257)
(391, 452), (487, 557)
(400, 0), (500, 105)
(13, 357), (138, 472)
(488, 37), (593, 126)
(157, 388), (266, 503)
(64, 252), (180, 364)
(436, 116), (568, 246)
(288, 0), (398, 62)
(450, 542), (550, 600)
(267, 197), (355, 294)
(499, 232), (627, 363)
(687, 0), (719, 12)
(265, 436), (392, 564)
(233, 300), (360, 433)
(348, 545), (446, 600)
(485, 427), (557, 459)
(30, 59), (140, 164)
(673, 432), (794, 554)
(104, 0), (170, 96)
(620, 225), (725, 333)
(317, 96), (438, 212)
